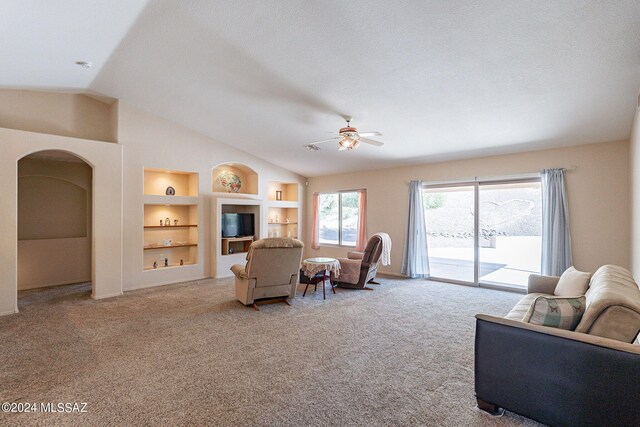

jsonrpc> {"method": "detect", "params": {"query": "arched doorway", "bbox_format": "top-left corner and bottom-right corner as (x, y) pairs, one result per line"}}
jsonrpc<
(17, 150), (93, 303)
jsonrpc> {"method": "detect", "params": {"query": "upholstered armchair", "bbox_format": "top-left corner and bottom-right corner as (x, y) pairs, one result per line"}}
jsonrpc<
(334, 233), (389, 290)
(231, 237), (304, 310)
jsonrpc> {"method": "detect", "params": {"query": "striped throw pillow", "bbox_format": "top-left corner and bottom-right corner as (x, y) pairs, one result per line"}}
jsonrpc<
(525, 295), (586, 330)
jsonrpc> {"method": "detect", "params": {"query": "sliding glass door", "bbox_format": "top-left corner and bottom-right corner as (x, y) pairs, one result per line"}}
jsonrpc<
(423, 178), (541, 289)
(478, 181), (542, 287)
(423, 185), (476, 283)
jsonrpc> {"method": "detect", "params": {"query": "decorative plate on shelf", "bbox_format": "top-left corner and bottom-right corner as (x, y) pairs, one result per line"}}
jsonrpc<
(220, 171), (242, 193)
(165, 186), (176, 195)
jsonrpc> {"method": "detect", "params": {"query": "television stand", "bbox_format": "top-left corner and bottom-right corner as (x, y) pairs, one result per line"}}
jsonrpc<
(221, 236), (254, 255)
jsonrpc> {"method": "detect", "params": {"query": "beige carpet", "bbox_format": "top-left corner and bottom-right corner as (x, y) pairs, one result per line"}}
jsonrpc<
(0, 277), (542, 426)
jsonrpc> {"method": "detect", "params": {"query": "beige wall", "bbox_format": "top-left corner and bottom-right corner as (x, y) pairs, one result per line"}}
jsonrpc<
(18, 157), (91, 239)
(306, 140), (630, 277)
(116, 101), (306, 289)
(0, 89), (117, 142)
(0, 90), (306, 315)
(18, 157), (92, 289)
(18, 238), (91, 290)
(630, 109), (640, 280)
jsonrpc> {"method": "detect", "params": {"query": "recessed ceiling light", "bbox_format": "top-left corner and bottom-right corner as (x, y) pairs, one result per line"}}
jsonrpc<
(75, 61), (93, 69)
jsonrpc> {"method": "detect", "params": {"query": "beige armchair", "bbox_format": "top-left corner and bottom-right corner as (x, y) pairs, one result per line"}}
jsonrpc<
(231, 237), (304, 310)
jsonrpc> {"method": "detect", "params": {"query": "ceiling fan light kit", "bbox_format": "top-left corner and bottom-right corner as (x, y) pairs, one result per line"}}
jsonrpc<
(338, 135), (359, 151)
(304, 117), (383, 152)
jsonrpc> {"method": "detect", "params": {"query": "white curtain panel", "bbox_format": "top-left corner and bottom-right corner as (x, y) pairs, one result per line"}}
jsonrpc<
(541, 168), (572, 276)
(401, 180), (430, 278)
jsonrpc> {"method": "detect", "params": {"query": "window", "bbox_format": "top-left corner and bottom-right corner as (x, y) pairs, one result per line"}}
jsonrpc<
(318, 191), (361, 246)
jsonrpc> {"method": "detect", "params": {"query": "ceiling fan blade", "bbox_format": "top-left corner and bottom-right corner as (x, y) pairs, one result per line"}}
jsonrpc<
(358, 131), (382, 137)
(304, 137), (339, 146)
(360, 137), (384, 147)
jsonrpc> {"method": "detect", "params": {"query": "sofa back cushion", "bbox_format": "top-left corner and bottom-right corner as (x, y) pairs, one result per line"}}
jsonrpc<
(574, 265), (640, 342)
(505, 293), (546, 321)
(554, 266), (591, 296)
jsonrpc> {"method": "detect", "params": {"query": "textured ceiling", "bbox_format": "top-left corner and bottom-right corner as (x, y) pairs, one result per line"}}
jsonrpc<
(2, 1), (640, 176)
(0, 0), (148, 89)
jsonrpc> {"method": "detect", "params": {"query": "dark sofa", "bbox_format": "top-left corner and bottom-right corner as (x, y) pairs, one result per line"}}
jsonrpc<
(475, 265), (640, 426)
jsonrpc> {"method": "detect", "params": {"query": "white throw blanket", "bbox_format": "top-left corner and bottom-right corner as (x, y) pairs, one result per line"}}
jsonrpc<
(374, 232), (392, 266)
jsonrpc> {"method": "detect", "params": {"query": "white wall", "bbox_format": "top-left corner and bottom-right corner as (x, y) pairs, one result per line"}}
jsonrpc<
(0, 128), (123, 315)
(306, 140), (631, 277)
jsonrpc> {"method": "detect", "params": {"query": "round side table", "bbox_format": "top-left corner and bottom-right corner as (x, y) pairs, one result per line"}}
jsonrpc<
(301, 257), (341, 300)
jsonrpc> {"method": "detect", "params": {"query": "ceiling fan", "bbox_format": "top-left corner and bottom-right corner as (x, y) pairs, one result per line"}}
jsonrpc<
(304, 117), (383, 151)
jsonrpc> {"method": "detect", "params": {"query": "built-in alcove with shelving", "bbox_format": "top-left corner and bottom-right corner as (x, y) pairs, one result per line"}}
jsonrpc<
(212, 163), (258, 195)
(267, 181), (298, 201)
(267, 207), (298, 238)
(143, 204), (198, 270)
(144, 168), (198, 196)
(267, 181), (300, 240)
(220, 203), (259, 256)
(143, 168), (199, 271)
(214, 198), (263, 278)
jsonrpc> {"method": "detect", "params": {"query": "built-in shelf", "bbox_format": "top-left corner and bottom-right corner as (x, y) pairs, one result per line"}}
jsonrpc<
(143, 194), (199, 205)
(143, 168), (199, 271)
(221, 236), (254, 255)
(267, 201), (298, 208)
(143, 262), (195, 271)
(144, 224), (198, 229)
(210, 192), (260, 200)
(266, 181), (300, 239)
(144, 243), (197, 250)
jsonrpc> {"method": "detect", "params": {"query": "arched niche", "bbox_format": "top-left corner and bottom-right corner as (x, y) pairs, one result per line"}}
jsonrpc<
(18, 150), (93, 291)
(212, 163), (258, 195)
(0, 127), (123, 316)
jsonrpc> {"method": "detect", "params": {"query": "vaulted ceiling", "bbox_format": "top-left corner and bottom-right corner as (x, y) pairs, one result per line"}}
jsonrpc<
(2, 1), (640, 176)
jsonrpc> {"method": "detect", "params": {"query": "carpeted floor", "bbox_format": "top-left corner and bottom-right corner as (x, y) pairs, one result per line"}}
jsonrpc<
(0, 277), (543, 426)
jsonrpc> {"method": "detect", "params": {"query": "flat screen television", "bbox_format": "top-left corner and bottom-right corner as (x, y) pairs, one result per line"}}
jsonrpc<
(221, 213), (254, 238)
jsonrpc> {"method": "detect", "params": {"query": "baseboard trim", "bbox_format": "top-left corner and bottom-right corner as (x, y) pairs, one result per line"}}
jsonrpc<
(377, 271), (406, 278)
(92, 291), (123, 300)
(124, 276), (209, 292)
(0, 308), (19, 316)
